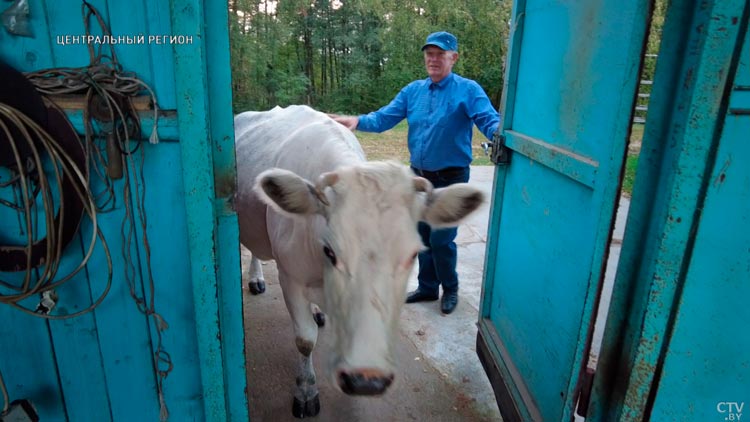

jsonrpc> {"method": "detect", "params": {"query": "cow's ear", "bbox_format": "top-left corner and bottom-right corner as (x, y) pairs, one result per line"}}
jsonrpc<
(254, 169), (326, 216)
(421, 183), (484, 228)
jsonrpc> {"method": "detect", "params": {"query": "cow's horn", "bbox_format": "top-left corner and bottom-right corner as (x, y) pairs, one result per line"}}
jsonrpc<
(314, 172), (339, 206)
(413, 176), (433, 196)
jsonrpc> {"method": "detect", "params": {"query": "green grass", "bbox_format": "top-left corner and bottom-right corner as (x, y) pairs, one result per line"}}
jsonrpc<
(623, 123), (644, 197)
(630, 123), (644, 147)
(623, 154), (639, 196)
(356, 121), (495, 165)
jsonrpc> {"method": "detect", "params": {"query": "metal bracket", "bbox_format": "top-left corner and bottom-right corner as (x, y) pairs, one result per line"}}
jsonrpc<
(35, 290), (57, 315)
(481, 131), (511, 165)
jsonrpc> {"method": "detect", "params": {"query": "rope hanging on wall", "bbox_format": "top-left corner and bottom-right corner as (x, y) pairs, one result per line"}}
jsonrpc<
(0, 92), (85, 272)
(0, 60), (113, 316)
(0, 100), (113, 315)
(1, 2), (172, 419)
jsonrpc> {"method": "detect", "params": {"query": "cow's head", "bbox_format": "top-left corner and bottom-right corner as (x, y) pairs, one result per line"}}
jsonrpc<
(254, 161), (483, 395)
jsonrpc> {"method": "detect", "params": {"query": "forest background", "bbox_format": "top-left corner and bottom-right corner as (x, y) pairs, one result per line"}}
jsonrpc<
(229, 0), (512, 114)
(229, 0), (664, 116)
(228, 0), (665, 192)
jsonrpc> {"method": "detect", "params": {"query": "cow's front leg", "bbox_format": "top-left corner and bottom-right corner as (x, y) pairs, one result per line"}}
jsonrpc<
(280, 274), (320, 418)
(247, 255), (266, 294)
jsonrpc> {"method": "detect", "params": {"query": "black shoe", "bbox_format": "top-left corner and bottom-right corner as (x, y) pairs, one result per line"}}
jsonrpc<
(441, 291), (458, 314)
(406, 289), (439, 304)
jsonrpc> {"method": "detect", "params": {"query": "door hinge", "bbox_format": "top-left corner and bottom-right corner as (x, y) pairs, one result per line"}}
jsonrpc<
(575, 367), (596, 418)
(481, 130), (511, 165)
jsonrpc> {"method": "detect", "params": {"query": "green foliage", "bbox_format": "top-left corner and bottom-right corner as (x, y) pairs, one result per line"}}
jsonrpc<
(229, 0), (512, 114)
(634, 0), (667, 122)
(622, 154), (639, 197)
(356, 121), (495, 165)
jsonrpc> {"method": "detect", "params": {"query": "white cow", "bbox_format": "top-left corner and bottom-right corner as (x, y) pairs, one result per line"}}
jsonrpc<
(234, 105), (484, 418)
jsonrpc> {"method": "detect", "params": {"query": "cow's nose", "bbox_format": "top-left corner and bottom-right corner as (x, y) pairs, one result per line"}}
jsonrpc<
(337, 369), (394, 395)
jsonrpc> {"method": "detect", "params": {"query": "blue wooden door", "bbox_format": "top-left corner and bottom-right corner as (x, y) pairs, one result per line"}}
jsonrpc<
(476, 1), (651, 421)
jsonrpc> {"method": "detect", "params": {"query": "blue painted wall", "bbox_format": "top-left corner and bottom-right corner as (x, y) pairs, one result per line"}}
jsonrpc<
(649, 127), (750, 412)
(647, 25), (750, 422)
(0, 0), (246, 420)
(589, 2), (749, 420)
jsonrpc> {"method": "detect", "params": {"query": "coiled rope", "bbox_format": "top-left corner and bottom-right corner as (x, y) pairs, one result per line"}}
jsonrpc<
(0, 2), (172, 419)
(0, 101), (113, 315)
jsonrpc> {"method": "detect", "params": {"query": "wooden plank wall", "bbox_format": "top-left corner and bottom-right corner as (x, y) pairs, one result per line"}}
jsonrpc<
(0, 0), (246, 420)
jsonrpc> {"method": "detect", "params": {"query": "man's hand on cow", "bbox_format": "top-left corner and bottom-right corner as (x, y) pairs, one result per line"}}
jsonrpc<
(327, 114), (359, 131)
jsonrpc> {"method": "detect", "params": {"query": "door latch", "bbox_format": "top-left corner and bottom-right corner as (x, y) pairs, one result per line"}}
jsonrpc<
(481, 130), (511, 165)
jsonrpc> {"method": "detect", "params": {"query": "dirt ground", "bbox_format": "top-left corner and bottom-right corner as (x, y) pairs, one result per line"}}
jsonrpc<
(241, 249), (500, 422)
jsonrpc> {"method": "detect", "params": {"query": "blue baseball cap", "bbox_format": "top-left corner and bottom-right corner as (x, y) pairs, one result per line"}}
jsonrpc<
(421, 31), (458, 51)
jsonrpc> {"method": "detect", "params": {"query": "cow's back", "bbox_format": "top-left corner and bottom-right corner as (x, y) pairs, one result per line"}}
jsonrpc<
(234, 105), (365, 260)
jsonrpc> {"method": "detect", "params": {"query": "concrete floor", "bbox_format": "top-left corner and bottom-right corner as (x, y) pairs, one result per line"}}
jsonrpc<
(242, 258), (500, 422)
(241, 166), (628, 421)
(241, 166), (500, 422)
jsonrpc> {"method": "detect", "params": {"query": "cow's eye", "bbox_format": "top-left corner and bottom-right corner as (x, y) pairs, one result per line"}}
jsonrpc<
(323, 245), (337, 265)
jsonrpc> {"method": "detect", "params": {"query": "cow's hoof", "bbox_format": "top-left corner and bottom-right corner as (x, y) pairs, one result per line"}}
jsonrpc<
(313, 312), (325, 327)
(292, 394), (320, 418)
(248, 280), (266, 295)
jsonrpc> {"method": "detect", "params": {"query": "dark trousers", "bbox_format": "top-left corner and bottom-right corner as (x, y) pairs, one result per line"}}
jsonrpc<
(411, 166), (470, 295)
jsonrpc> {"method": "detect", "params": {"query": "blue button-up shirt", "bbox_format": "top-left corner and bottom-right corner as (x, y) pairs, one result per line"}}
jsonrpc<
(357, 72), (500, 171)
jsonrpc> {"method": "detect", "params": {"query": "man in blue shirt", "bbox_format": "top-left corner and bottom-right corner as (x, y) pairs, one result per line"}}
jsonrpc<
(330, 31), (500, 314)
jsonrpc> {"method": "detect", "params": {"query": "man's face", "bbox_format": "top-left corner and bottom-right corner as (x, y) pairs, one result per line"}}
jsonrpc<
(423, 46), (458, 82)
